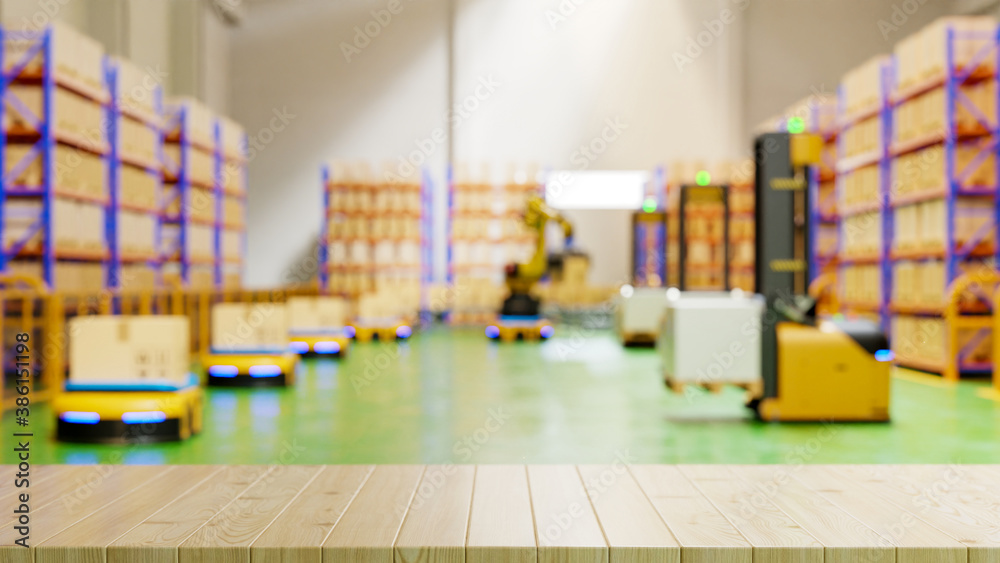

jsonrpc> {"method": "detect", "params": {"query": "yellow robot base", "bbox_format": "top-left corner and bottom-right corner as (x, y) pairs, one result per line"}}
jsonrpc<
(202, 351), (299, 387)
(756, 322), (891, 422)
(52, 376), (203, 444)
(487, 316), (555, 343)
(350, 320), (413, 343)
(288, 332), (351, 357)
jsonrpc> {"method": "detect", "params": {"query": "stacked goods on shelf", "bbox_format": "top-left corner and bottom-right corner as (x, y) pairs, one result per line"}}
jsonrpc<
(682, 186), (727, 291)
(218, 116), (246, 288)
(446, 164), (539, 322)
(162, 96), (218, 289)
(321, 160), (426, 318)
(537, 253), (617, 308)
(837, 54), (892, 324)
(324, 161), (373, 297)
(717, 159), (755, 291)
(109, 57), (162, 290)
(888, 16), (999, 374)
(1, 22), (110, 291)
(665, 161), (704, 288)
(631, 167), (666, 288)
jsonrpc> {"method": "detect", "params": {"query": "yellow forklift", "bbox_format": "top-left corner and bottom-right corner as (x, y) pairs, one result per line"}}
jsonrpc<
(748, 132), (891, 422)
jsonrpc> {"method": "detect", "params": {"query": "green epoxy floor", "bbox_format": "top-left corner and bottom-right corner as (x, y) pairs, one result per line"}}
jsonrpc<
(5, 326), (1000, 465)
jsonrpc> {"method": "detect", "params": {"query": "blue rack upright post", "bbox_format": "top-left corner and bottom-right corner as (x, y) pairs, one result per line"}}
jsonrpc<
(106, 58), (165, 296)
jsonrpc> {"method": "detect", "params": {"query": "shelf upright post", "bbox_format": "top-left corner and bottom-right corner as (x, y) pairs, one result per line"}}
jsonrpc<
(0, 25), (6, 274)
(105, 59), (119, 298)
(880, 59), (894, 335)
(944, 27), (958, 287)
(153, 83), (164, 289)
(446, 163), (454, 288)
(213, 119), (222, 288)
(318, 165), (329, 292)
(178, 106), (190, 285)
(40, 28), (54, 288)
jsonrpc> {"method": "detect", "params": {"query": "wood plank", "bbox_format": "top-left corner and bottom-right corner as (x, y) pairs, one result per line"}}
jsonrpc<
(793, 465), (968, 563)
(110, 465), (273, 563)
(837, 465), (1000, 563)
(528, 465), (608, 563)
(0, 463), (62, 501)
(0, 465), (169, 563)
(732, 466), (893, 563)
(395, 465), (475, 563)
(628, 465), (751, 563)
(578, 465), (679, 563)
(322, 464), (425, 563)
(678, 465), (823, 563)
(251, 465), (373, 563)
(179, 465), (322, 563)
(0, 465), (122, 527)
(466, 465), (536, 563)
(35, 465), (221, 563)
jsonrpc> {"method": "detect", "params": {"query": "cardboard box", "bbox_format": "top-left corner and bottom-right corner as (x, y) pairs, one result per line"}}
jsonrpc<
(163, 143), (215, 188)
(69, 315), (190, 384)
(113, 56), (160, 124)
(4, 21), (106, 97)
(120, 164), (159, 211)
(288, 296), (349, 330)
(218, 115), (246, 161)
(4, 84), (106, 147)
(164, 96), (216, 149)
(120, 115), (159, 166)
(6, 142), (107, 201)
(211, 302), (288, 352)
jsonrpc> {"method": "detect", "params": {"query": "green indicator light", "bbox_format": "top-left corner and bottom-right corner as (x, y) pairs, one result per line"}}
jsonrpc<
(642, 198), (657, 213)
(695, 171), (711, 186)
(787, 116), (805, 134)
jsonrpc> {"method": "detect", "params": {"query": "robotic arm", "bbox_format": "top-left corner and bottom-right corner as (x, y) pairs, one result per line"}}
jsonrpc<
(506, 196), (574, 293)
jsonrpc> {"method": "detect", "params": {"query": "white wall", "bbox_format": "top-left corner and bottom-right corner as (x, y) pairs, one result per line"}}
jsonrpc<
(451, 0), (744, 284)
(228, 0), (450, 286)
(228, 0), (744, 286)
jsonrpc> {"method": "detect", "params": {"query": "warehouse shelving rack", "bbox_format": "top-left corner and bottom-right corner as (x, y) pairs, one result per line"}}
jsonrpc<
(674, 183), (730, 291)
(0, 26), (112, 288)
(161, 104), (219, 288)
(105, 61), (164, 292)
(728, 161), (756, 292)
(805, 101), (840, 282)
(632, 166), (667, 287)
(887, 25), (1000, 378)
(318, 163), (432, 299)
(835, 58), (893, 332)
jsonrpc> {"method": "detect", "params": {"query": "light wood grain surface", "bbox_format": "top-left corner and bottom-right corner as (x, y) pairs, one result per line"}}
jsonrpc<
(4, 464), (1000, 562)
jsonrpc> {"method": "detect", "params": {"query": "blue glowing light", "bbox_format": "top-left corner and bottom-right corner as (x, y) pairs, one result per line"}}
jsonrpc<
(289, 341), (310, 354)
(344, 326), (357, 338)
(314, 341), (341, 354)
(874, 349), (895, 362)
(485, 326), (500, 339)
(248, 364), (283, 377)
(208, 365), (239, 377)
(61, 411), (100, 424)
(540, 325), (555, 339)
(121, 411), (167, 424)
(396, 325), (412, 339)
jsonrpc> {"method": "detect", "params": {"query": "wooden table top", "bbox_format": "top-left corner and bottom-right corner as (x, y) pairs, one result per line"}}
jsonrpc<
(2, 464), (998, 563)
